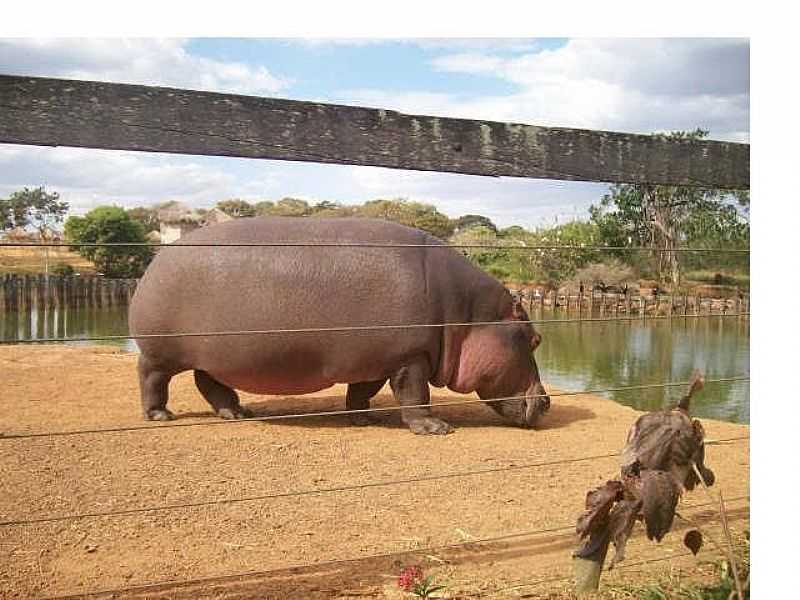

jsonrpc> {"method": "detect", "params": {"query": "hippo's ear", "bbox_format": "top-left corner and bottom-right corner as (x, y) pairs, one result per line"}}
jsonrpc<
(511, 299), (527, 321)
(531, 330), (542, 351)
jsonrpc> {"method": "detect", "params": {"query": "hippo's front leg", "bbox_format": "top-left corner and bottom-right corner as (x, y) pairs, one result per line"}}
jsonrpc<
(390, 358), (453, 435)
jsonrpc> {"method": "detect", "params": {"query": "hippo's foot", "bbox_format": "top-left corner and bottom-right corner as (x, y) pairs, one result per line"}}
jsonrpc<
(407, 417), (454, 435)
(145, 408), (176, 421)
(217, 406), (254, 420)
(348, 413), (378, 427)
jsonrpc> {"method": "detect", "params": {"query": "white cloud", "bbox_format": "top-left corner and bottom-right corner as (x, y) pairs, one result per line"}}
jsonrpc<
(0, 145), (278, 213)
(0, 38), (749, 230)
(0, 38), (290, 214)
(290, 38), (544, 52)
(344, 38), (749, 141)
(0, 38), (289, 95)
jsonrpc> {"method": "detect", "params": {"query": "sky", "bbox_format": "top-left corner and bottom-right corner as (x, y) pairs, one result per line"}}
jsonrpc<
(0, 37), (750, 228)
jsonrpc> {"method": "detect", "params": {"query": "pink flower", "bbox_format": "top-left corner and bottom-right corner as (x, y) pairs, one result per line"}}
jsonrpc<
(397, 565), (424, 592)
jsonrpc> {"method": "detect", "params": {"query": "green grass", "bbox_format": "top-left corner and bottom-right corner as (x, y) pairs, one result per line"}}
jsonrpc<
(684, 270), (750, 289)
(603, 533), (749, 600)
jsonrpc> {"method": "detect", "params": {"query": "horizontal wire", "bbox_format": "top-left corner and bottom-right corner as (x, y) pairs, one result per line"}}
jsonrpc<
(0, 437), (748, 527)
(35, 496), (748, 600)
(486, 551), (705, 596)
(0, 454), (621, 527)
(481, 498), (750, 596)
(0, 240), (751, 253)
(0, 312), (751, 346)
(0, 377), (750, 441)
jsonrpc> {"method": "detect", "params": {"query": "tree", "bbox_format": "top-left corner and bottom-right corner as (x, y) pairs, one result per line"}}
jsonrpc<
(65, 206), (153, 278)
(216, 199), (256, 218)
(0, 186), (68, 234)
(589, 129), (749, 285)
(309, 200), (340, 214)
(271, 197), (312, 217)
(253, 201), (275, 216)
(126, 206), (161, 234)
(453, 214), (498, 233)
(356, 198), (454, 240)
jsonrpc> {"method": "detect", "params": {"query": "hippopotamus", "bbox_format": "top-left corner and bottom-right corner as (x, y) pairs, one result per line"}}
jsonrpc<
(128, 217), (549, 435)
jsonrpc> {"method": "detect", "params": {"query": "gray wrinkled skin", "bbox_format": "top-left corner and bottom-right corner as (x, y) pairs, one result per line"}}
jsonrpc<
(129, 217), (550, 434)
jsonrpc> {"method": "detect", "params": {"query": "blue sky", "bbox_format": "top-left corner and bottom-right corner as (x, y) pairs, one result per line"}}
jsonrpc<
(0, 38), (749, 228)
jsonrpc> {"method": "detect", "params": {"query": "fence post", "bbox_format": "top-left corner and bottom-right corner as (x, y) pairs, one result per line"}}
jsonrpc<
(573, 542), (611, 594)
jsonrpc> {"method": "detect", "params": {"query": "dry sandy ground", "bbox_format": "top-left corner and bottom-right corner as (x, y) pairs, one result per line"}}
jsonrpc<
(0, 346), (749, 599)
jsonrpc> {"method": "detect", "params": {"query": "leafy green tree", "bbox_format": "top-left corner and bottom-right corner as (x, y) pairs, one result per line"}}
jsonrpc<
(309, 200), (339, 214)
(253, 201), (275, 216)
(589, 129), (749, 285)
(216, 199), (256, 218)
(356, 198), (454, 239)
(65, 206), (153, 278)
(270, 197), (312, 217)
(453, 214), (497, 233)
(0, 186), (69, 234)
(126, 206), (161, 234)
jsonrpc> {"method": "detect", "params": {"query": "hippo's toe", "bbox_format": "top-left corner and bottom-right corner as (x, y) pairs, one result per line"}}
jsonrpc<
(217, 406), (253, 420)
(349, 413), (379, 427)
(145, 409), (176, 421)
(407, 417), (454, 435)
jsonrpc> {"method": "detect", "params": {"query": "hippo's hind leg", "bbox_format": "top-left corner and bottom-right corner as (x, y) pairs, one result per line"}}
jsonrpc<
(346, 379), (386, 426)
(138, 355), (176, 421)
(194, 370), (253, 420)
(390, 358), (453, 435)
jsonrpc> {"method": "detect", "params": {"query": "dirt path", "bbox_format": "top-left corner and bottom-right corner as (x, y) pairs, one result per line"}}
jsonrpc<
(0, 346), (749, 599)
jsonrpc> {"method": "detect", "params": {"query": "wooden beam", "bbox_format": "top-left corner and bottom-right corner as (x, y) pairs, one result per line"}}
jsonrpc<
(0, 75), (749, 188)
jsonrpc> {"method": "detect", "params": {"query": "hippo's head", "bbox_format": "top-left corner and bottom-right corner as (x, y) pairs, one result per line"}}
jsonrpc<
(455, 299), (550, 428)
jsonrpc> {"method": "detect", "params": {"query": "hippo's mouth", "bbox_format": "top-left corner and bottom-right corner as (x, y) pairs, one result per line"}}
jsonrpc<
(523, 395), (550, 427)
(488, 392), (549, 429)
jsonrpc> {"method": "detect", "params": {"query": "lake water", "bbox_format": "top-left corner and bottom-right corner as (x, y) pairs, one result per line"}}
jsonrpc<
(1, 305), (750, 424)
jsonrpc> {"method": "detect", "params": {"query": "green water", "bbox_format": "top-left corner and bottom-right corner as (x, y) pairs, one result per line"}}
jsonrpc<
(533, 312), (750, 423)
(2, 306), (750, 424)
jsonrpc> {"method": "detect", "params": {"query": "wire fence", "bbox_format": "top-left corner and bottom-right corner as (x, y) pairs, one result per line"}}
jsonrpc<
(0, 240), (752, 252)
(32, 495), (749, 600)
(0, 435), (750, 528)
(0, 376), (750, 440)
(0, 312), (750, 346)
(0, 74), (752, 599)
(0, 257), (751, 596)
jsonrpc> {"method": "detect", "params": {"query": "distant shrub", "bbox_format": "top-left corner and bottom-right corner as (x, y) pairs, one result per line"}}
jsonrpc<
(572, 260), (636, 288)
(485, 264), (513, 281)
(51, 263), (75, 277)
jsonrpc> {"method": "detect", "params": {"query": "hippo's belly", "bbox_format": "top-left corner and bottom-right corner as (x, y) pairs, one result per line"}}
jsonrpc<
(212, 372), (336, 396)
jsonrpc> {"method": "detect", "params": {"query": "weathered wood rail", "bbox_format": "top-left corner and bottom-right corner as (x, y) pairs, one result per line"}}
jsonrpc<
(0, 273), (137, 313)
(0, 75), (749, 188)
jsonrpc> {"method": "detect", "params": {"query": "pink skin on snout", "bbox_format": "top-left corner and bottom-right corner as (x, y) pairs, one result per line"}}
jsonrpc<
(449, 317), (550, 428)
